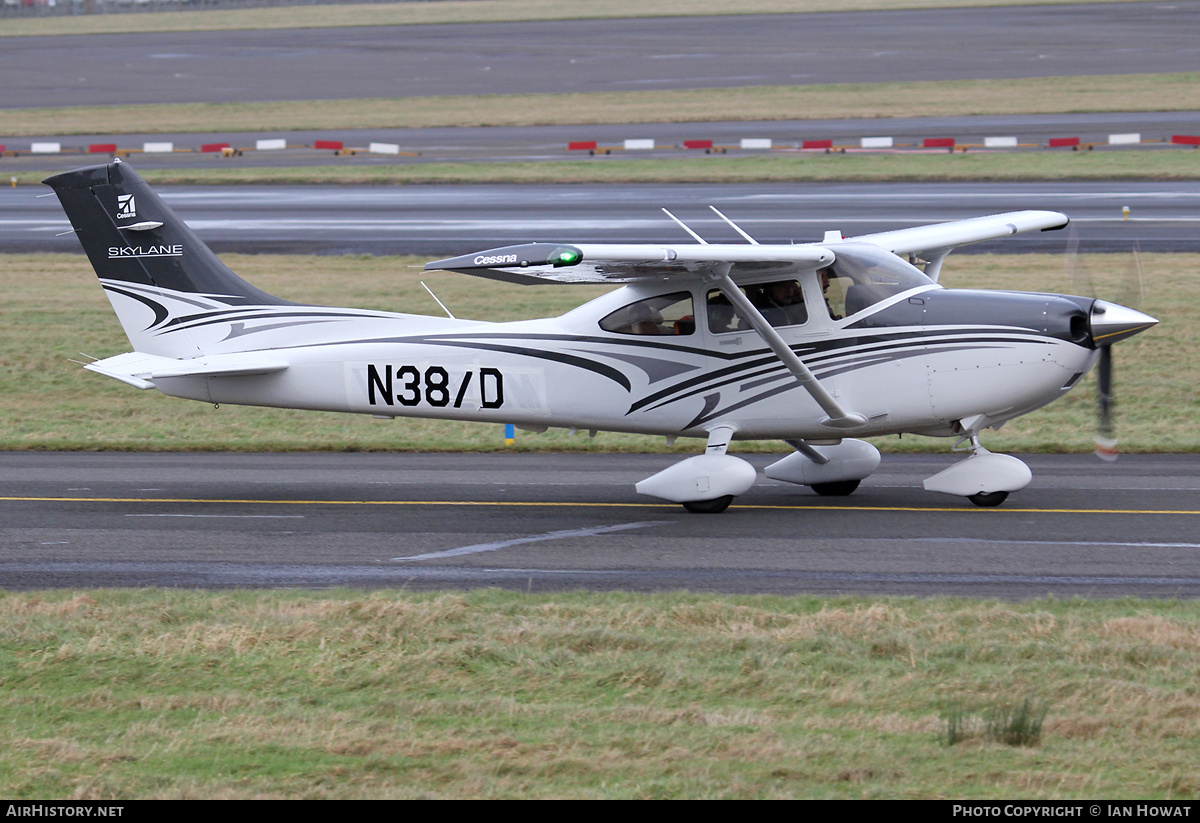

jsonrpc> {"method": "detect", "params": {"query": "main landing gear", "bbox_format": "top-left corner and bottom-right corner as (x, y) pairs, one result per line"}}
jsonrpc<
(810, 479), (861, 497)
(765, 439), (880, 499)
(636, 434), (882, 513)
(635, 426), (756, 514)
(682, 495), (735, 514)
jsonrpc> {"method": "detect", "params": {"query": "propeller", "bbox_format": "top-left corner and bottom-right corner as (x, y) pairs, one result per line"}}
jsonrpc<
(1094, 343), (1117, 461)
(1065, 231), (1156, 461)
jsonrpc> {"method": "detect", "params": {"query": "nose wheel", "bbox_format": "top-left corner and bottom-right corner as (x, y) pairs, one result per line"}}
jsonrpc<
(967, 490), (1009, 508)
(923, 430), (1031, 508)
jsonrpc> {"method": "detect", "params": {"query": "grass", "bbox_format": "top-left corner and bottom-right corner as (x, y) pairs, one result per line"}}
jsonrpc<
(7, 73), (1200, 138)
(0, 251), (1190, 454)
(2, 590), (1198, 799)
(985, 697), (1052, 747)
(0, 0), (1159, 37)
(944, 696), (1052, 746)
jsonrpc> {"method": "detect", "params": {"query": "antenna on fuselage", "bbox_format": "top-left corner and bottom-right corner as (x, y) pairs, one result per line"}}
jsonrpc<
(420, 281), (456, 319)
(708, 205), (759, 244)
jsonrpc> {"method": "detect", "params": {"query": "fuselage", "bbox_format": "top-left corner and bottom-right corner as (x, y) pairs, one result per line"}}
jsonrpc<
(139, 276), (1098, 442)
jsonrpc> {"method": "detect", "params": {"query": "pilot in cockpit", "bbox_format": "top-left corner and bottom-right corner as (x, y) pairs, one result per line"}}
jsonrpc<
(819, 266), (843, 320)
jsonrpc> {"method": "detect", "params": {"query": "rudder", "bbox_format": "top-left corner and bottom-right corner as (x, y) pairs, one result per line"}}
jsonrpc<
(44, 160), (289, 357)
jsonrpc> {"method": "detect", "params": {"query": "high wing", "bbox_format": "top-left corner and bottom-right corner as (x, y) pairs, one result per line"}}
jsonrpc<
(425, 211), (1065, 285)
(844, 210), (1068, 280)
(424, 243), (834, 284)
(846, 209), (1068, 256)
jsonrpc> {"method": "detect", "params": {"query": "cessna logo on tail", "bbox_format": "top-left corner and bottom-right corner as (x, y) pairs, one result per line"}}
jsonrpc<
(107, 244), (183, 258)
(116, 194), (136, 220)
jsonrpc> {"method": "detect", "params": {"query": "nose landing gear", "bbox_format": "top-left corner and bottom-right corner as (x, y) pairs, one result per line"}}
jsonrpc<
(923, 431), (1031, 507)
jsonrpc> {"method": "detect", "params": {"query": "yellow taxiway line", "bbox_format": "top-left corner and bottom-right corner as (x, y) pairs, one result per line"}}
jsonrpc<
(2, 496), (1198, 515)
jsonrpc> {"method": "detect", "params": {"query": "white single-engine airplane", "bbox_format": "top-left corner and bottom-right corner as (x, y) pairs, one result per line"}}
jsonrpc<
(45, 161), (1157, 513)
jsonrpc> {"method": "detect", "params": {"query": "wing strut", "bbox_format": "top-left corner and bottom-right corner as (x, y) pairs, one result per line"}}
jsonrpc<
(708, 266), (867, 430)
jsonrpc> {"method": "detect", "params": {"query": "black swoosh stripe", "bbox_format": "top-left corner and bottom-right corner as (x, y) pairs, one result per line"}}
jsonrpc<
(159, 307), (393, 333)
(635, 336), (1051, 415)
(102, 284), (170, 331)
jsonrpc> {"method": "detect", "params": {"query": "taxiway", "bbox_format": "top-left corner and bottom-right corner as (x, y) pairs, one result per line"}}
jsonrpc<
(3, 452), (1198, 598)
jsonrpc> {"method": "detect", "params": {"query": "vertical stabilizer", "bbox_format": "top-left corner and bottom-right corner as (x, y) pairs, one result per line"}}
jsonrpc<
(43, 161), (290, 357)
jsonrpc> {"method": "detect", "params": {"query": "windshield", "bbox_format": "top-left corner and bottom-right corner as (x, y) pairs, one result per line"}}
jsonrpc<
(821, 243), (935, 319)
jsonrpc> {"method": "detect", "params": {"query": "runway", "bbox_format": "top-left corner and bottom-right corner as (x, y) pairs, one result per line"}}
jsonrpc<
(6, 179), (1200, 254)
(2, 452), (1198, 598)
(5, 4), (1198, 107)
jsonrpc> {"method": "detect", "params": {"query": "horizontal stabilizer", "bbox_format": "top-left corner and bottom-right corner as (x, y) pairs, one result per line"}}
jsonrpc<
(85, 351), (289, 388)
(426, 243), (834, 284)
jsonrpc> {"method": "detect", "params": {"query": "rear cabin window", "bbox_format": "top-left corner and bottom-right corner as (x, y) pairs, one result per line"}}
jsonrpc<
(599, 292), (695, 336)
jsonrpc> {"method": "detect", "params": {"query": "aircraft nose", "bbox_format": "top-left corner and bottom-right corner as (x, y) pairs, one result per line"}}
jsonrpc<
(1089, 300), (1158, 347)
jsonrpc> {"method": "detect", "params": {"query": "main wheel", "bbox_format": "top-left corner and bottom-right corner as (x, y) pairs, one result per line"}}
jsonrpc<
(682, 495), (734, 514)
(968, 491), (1009, 508)
(810, 480), (861, 497)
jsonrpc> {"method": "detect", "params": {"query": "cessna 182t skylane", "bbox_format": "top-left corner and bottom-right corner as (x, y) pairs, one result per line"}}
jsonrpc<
(45, 161), (1157, 513)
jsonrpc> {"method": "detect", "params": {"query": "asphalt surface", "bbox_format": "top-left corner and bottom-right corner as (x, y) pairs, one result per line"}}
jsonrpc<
(2, 452), (1198, 597)
(6, 179), (1199, 254)
(4, 4), (1199, 107)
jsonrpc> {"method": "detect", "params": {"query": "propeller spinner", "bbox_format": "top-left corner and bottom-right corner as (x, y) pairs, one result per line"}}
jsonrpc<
(1088, 299), (1158, 461)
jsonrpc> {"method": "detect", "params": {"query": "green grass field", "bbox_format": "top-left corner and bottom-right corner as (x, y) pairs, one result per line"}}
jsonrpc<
(7, 72), (1200, 138)
(3, 589), (1198, 799)
(1, 251), (1189, 454)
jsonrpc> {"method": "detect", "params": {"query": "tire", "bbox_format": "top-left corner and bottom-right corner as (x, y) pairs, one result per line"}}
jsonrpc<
(968, 491), (1009, 508)
(810, 480), (861, 497)
(682, 495), (734, 514)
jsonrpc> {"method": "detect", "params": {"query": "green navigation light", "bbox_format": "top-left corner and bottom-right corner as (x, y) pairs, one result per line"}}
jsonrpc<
(552, 247), (582, 267)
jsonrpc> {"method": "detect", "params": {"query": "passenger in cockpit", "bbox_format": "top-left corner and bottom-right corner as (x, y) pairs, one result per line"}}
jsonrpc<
(757, 279), (808, 327)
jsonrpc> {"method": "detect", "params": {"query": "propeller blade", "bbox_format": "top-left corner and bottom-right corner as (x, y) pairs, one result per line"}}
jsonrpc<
(1063, 222), (1093, 297)
(1119, 240), (1146, 309)
(1094, 345), (1117, 461)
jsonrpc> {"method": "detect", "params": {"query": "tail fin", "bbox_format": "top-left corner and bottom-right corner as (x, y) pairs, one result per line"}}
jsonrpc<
(43, 160), (290, 357)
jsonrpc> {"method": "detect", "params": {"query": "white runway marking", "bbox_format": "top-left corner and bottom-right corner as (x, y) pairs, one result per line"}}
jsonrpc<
(389, 521), (670, 562)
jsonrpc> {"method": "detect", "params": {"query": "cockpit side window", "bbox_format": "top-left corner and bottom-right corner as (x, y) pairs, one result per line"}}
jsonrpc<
(599, 292), (695, 336)
(819, 244), (935, 319)
(706, 279), (808, 334)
